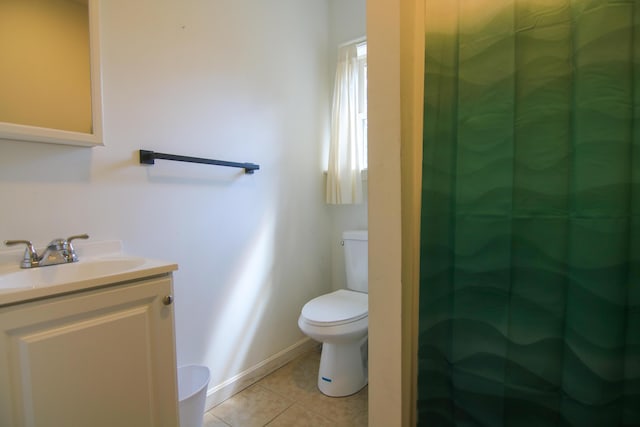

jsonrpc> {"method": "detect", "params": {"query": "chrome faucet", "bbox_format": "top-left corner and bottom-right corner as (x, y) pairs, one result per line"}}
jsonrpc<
(4, 234), (89, 268)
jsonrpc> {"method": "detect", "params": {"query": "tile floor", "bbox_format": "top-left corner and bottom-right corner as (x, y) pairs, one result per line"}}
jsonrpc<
(204, 347), (368, 427)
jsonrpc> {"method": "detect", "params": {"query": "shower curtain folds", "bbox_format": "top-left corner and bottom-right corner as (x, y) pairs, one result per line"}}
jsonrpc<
(417, 1), (640, 425)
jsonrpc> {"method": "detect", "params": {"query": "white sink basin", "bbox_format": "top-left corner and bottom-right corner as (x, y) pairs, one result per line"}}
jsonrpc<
(0, 257), (147, 290)
(0, 241), (178, 307)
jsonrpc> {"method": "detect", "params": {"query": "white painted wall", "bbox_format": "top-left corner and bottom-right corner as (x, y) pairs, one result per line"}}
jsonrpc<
(328, 0), (367, 73)
(327, 0), (368, 292)
(0, 0), (333, 395)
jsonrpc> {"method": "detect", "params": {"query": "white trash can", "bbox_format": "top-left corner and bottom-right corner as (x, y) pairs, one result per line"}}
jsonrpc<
(178, 365), (210, 427)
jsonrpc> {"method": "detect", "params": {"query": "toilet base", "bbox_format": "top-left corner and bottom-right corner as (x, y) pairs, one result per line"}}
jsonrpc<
(317, 336), (368, 397)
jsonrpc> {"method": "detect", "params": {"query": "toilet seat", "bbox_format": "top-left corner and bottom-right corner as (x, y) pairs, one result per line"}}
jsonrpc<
(301, 289), (367, 327)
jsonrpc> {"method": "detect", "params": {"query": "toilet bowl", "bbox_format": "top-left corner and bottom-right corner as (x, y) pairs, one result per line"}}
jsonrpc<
(298, 289), (368, 396)
(298, 230), (368, 397)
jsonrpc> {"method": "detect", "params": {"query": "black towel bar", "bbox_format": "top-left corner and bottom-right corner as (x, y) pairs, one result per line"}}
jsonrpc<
(139, 150), (259, 174)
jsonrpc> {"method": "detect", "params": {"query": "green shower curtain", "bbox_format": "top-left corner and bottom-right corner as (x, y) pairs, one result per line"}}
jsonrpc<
(418, 1), (640, 425)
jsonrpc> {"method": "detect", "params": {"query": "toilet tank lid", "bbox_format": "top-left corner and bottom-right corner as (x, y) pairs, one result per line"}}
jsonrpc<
(301, 290), (368, 324)
(343, 230), (368, 241)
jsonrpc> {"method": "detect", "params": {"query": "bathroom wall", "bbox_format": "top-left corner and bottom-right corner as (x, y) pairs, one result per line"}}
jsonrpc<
(327, 0), (368, 292)
(0, 0), (333, 396)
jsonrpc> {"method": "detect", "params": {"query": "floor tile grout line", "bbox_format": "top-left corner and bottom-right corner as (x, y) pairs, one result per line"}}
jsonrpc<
(261, 398), (297, 427)
(254, 382), (299, 403)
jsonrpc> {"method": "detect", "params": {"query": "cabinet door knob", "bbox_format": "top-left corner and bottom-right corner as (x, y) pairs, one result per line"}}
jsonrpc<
(162, 295), (173, 306)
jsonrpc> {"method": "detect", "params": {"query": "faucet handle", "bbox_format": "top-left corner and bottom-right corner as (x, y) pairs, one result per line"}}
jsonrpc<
(4, 240), (39, 268)
(66, 234), (89, 262)
(67, 234), (89, 243)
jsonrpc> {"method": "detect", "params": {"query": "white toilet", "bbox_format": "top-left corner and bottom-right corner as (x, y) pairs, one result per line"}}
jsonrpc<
(298, 230), (368, 397)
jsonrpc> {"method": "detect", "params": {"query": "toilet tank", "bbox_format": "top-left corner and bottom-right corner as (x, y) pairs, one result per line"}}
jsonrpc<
(343, 230), (368, 293)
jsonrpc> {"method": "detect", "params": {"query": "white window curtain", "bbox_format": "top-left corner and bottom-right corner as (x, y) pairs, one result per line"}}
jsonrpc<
(326, 43), (364, 205)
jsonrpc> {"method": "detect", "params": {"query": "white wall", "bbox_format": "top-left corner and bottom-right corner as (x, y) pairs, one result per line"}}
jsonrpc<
(328, 0), (367, 71)
(327, 0), (368, 292)
(0, 0), (333, 394)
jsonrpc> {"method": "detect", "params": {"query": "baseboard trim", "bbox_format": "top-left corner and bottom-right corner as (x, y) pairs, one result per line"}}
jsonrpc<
(204, 337), (318, 410)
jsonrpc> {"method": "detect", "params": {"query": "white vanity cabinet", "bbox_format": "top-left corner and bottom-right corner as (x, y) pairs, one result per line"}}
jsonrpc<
(0, 274), (179, 427)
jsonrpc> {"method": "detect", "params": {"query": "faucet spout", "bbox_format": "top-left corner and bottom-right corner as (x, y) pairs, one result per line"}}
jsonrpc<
(39, 238), (72, 266)
(39, 234), (90, 267)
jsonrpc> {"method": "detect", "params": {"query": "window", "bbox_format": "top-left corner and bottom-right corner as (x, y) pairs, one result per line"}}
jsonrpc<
(326, 40), (367, 204)
(356, 42), (367, 169)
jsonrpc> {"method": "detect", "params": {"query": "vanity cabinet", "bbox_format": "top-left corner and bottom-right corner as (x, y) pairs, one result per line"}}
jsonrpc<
(0, 274), (179, 427)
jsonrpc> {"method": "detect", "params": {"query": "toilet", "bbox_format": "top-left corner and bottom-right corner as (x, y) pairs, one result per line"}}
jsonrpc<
(298, 230), (368, 397)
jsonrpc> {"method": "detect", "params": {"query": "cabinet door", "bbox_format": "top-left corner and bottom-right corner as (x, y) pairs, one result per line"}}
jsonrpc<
(0, 276), (179, 427)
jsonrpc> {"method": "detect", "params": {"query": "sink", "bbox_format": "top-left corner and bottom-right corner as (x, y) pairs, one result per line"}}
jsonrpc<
(0, 257), (147, 291)
(0, 240), (178, 307)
